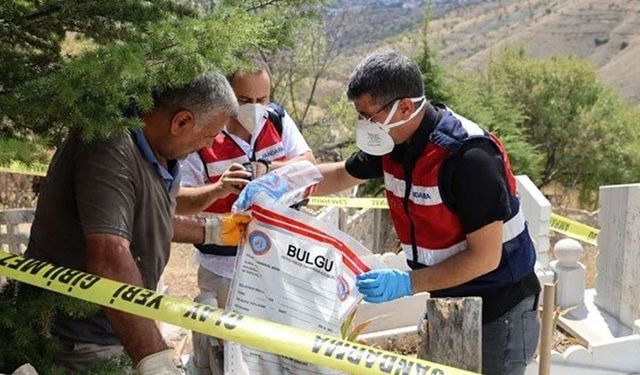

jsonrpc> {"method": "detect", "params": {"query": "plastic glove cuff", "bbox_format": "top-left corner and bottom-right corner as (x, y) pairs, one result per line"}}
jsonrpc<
(203, 216), (222, 245)
(135, 349), (175, 373)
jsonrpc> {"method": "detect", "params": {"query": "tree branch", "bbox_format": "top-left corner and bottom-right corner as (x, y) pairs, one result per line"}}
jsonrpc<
(246, 0), (282, 12)
(286, 69), (301, 126)
(21, 4), (63, 23)
(316, 139), (351, 153)
(300, 73), (320, 125)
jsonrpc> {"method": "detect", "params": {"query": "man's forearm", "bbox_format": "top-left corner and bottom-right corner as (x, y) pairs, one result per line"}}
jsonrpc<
(270, 151), (316, 169)
(410, 247), (499, 293)
(172, 215), (205, 243)
(313, 161), (363, 196)
(410, 221), (503, 293)
(85, 235), (167, 364)
(409, 253), (484, 293)
(176, 184), (223, 216)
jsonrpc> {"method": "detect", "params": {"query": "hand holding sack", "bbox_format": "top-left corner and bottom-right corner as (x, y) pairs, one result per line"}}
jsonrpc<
(232, 160), (322, 213)
(204, 214), (252, 246)
(355, 268), (413, 303)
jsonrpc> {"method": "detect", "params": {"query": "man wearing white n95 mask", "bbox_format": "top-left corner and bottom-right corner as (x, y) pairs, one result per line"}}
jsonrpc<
(311, 50), (541, 375)
(176, 59), (315, 374)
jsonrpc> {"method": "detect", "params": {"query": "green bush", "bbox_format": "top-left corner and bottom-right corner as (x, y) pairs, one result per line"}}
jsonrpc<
(447, 72), (544, 181)
(484, 47), (640, 204)
(416, 45), (640, 206)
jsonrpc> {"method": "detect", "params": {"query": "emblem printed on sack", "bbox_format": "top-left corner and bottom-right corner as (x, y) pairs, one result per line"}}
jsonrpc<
(337, 275), (350, 302)
(248, 230), (271, 256)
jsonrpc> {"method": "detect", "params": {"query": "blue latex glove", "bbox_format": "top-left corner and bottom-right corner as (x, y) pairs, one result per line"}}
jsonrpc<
(356, 269), (413, 303)
(233, 173), (289, 212)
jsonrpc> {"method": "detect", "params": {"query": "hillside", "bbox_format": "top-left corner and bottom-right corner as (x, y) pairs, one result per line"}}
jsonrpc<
(335, 0), (640, 103)
(323, 0), (496, 55)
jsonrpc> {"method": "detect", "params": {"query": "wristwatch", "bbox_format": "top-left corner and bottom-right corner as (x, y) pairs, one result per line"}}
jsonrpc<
(256, 159), (271, 174)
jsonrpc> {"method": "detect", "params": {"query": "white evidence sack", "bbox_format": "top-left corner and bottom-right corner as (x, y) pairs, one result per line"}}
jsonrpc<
(225, 162), (385, 374)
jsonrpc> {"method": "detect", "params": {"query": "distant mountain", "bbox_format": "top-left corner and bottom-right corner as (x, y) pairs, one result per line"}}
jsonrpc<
(328, 0), (493, 10)
(323, 0), (499, 51)
(333, 0), (640, 103)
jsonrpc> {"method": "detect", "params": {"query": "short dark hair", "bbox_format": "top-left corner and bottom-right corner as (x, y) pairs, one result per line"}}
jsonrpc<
(347, 49), (424, 105)
(153, 70), (238, 120)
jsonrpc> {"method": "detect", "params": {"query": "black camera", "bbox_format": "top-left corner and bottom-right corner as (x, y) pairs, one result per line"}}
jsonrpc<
(242, 162), (255, 181)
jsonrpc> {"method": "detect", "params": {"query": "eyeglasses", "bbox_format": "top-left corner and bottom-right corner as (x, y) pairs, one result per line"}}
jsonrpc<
(359, 97), (404, 121)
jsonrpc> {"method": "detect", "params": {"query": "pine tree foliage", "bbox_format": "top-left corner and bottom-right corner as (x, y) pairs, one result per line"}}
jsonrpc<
(0, 0), (194, 155)
(0, 282), (98, 374)
(0, 0), (320, 163)
(415, 5), (451, 104)
(0, 1), (321, 373)
(446, 71), (545, 181)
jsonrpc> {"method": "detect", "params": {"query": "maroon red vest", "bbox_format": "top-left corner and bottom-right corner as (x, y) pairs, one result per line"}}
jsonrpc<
(198, 117), (286, 213)
(383, 108), (535, 294)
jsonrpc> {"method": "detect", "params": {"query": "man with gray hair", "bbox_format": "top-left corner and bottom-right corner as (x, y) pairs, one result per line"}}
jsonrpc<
(24, 70), (248, 374)
(311, 50), (541, 375)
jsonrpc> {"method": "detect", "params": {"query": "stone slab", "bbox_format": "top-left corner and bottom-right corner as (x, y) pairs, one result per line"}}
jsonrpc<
(560, 289), (632, 346)
(591, 335), (640, 373)
(352, 292), (429, 333)
(525, 360), (629, 375)
(595, 183), (640, 328)
(536, 269), (555, 307)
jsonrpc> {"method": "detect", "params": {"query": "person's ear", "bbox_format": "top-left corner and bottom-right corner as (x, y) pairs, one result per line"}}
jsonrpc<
(169, 110), (195, 135)
(398, 98), (415, 119)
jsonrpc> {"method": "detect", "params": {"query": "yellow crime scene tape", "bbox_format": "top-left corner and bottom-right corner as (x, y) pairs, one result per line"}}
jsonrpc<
(0, 250), (476, 375)
(308, 196), (390, 209)
(308, 197), (600, 246)
(549, 213), (599, 246)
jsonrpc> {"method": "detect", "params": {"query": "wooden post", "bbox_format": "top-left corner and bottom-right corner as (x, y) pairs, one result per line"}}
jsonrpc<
(539, 283), (556, 375)
(417, 297), (482, 372)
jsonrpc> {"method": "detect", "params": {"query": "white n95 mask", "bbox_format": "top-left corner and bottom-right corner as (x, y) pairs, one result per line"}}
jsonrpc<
(237, 103), (268, 134)
(355, 96), (427, 156)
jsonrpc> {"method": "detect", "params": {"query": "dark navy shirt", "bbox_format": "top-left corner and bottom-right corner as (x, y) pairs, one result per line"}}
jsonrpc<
(26, 130), (180, 345)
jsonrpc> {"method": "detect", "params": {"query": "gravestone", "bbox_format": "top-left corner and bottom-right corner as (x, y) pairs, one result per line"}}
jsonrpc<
(516, 175), (552, 266)
(595, 183), (640, 329)
(346, 207), (395, 253)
